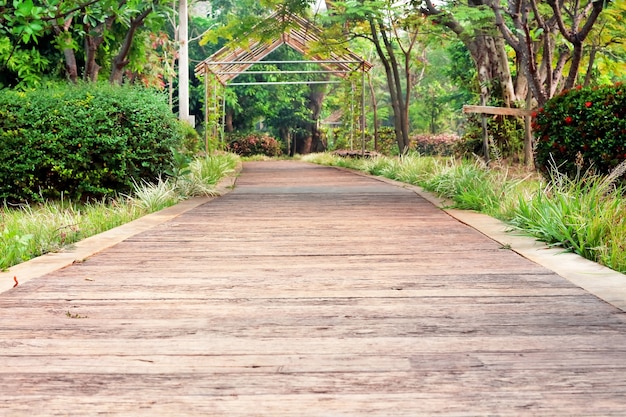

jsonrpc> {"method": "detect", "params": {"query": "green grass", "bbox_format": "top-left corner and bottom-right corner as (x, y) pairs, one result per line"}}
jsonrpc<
(1, 199), (142, 270)
(1, 153), (239, 270)
(509, 171), (626, 272)
(303, 152), (626, 273)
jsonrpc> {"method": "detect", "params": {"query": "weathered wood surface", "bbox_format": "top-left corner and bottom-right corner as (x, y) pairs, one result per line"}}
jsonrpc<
(463, 104), (534, 117)
(2, 160), (626, 416)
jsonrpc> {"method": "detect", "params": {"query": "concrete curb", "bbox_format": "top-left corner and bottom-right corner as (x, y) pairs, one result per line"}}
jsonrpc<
(1, 165), (241, 294)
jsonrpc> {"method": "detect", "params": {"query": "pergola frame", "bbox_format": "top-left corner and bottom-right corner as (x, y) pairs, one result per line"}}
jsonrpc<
(194, 11), (372, 154)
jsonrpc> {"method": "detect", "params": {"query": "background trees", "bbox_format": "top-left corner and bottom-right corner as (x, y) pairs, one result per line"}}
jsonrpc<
(1, 0), (168, 88)
(1, 0), (624, 156)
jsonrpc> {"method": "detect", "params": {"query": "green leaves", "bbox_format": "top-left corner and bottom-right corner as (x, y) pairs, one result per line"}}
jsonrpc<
(0, 83), (183, 202)
(5, 0), (47, 43)
(534, 83), (626, 180)
(1, 228), (34, 271)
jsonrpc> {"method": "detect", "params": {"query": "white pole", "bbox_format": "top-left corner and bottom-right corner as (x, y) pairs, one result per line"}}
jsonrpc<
(178, 0), (190, 123)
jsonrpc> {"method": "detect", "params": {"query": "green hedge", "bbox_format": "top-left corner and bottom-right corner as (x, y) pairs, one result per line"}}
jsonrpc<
(0, 83), (183, 202)
(533, 83), (626, 179)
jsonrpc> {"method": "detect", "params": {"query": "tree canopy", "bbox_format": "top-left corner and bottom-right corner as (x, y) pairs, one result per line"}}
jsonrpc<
(1, 0), (623, 154)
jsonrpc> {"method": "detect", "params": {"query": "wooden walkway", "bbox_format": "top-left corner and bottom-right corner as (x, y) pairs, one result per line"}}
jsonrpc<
(2, 160), (626, 416)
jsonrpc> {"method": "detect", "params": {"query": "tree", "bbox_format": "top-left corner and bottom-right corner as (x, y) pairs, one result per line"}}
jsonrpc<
(421, 0), (615, 107)
(0, 0), (167, 88)
(421, 0), (517, 106)
(323, 0), (432, 153)
(489, 0), (606, 106)
(109, 1), (161, 84)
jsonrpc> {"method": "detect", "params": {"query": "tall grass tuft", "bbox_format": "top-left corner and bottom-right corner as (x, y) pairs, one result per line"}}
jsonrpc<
(1, 198), (143, 270)
(422, 160), (506, 213)
(127, 177), (180, 212)
(510, 170), (626, 272)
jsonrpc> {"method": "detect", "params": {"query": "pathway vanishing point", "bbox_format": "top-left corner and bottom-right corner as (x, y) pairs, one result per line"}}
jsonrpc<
(2, 160), (626, 416)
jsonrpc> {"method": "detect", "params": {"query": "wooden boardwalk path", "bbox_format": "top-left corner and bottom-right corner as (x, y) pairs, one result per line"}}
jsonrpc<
(2, 160), (626, 416)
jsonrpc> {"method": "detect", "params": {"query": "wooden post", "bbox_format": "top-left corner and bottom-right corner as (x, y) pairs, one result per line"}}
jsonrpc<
(524, 89), (534, 168)
(204, 72), (209, 155)
(480, 96), (490, 165)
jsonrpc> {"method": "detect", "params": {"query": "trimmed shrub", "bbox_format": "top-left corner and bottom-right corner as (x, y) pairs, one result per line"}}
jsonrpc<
(225, 132), (282, 157)
(533, 83), (626, 179)
(0, 83), (182, 202)
(411, 133), (461, 156)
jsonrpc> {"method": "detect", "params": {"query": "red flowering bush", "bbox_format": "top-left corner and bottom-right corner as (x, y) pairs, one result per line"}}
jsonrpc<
(225, 132), (282, 157)
(411, 133), (461, 156)
(533, 83), (626, 179)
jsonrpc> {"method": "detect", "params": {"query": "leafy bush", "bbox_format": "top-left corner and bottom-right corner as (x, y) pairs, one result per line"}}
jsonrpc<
(0, 82), (182, 202)
(375, 127), (399, 156)
(177, 120), (202, 156)
(457, 113), (525, 160)
(225, 132), (282, 157)
(411, 133), (461, 156)
(533, 83), (626, 179)
(329, 127), (398, 156)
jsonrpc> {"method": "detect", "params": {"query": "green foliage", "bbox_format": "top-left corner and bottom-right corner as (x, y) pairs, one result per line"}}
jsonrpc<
(177, 120), (202, 155)
(164, 147), (192, 189)
(225, 132), (282, 157)
(533, 83), (626, 179)
(375, 127), (398, 156)
(458, 112), (525, 161)
(1, 0), (48, 43)
(330, 126), (398, 156)
(0, 83), (182, 202)
(0, 227), (34, 270)
(0, 36), (52, 89)
(510, 170), (626, 272)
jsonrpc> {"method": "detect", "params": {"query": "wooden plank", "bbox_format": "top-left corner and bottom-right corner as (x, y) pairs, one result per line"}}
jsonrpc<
(463, 104), (534, 117)
(2, 160), (626, 416)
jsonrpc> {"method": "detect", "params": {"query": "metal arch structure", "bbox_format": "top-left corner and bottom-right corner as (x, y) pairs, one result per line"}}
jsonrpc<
(194, 11), (372, 154)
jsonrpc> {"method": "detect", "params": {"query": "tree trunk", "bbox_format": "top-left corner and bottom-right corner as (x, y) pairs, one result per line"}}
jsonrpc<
(84, 35), (102, 82)
(110, 5), (155, 84)
(52, 18), (78, 83)
(306, 83), (327, 154)
(423, 0), (517, 106)
(63, 48), (78, 83)
(466, 34), (517, 106)
(368, 18), (410, 153)
(84, 14), (116, 82)
(367, 72), (379, 152)
(224, 110), (234, 132)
